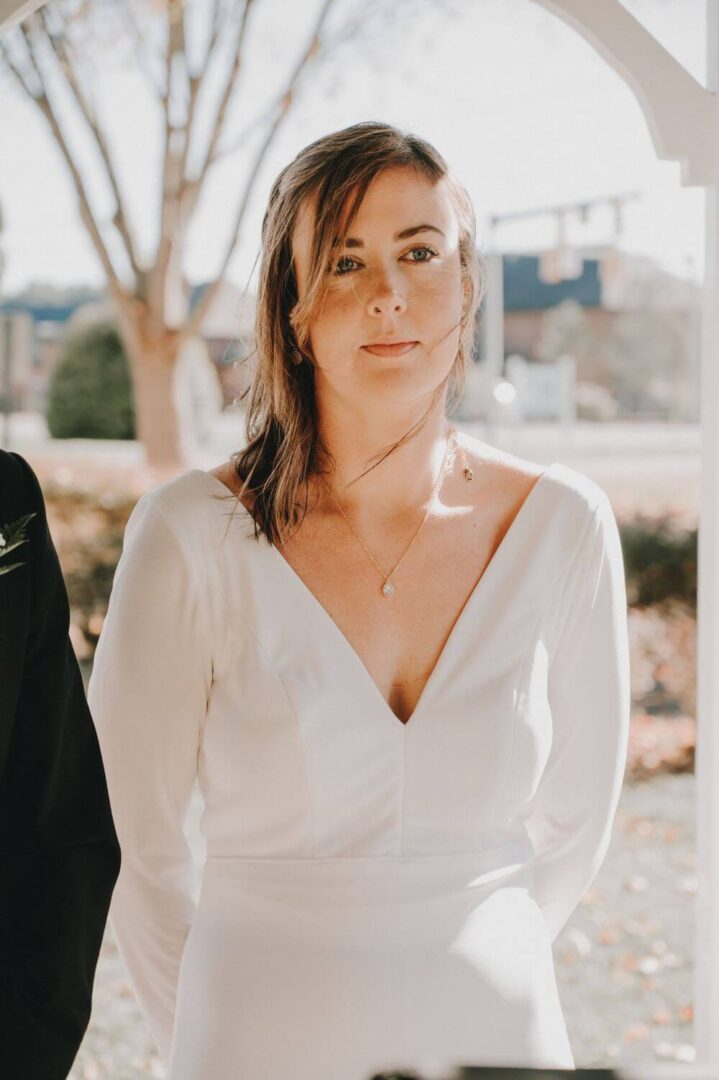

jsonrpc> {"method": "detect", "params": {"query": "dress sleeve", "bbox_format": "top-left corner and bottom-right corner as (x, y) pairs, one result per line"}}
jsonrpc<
(87, 491), (212, 1064)
(525, 489), (631, 943)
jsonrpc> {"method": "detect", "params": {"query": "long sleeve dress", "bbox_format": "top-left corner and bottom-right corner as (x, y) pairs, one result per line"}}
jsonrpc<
(87, 460), (631, 1080)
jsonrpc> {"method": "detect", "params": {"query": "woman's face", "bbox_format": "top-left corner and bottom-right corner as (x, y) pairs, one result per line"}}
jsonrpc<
(291, 165), (468, 408)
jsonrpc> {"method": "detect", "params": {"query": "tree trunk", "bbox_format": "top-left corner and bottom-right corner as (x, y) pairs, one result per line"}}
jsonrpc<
(116, 305), (184, 470)
(129, 347), (183, 470)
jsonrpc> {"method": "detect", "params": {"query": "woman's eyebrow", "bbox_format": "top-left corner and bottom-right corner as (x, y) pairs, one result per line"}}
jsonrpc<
(336, 224), (445, 249)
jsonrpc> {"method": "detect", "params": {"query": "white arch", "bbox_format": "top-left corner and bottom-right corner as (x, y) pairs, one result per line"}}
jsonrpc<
(533, 0), (717, 185)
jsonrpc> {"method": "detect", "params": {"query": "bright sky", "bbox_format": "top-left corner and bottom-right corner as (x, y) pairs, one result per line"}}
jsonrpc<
(0, 0), (709, 297)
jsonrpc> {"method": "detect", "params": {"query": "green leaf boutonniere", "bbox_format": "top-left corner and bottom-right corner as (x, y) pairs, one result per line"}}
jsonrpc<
(0, 512), (37, 577)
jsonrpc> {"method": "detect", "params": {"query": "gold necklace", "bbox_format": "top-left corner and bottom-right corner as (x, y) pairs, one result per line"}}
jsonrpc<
(321, 427), (474, 598)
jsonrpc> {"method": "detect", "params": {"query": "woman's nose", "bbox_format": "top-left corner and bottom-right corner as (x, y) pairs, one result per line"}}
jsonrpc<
(366, 273), (408, 317)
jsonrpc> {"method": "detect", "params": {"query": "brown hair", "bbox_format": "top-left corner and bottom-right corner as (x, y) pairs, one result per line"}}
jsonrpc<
(227, 120), (486, 547)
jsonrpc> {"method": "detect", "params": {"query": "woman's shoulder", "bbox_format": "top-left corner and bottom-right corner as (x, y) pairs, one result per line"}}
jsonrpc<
(541, 460), (610, 518)
(126, 467), (255, 550)
(458, 432), (610, 522)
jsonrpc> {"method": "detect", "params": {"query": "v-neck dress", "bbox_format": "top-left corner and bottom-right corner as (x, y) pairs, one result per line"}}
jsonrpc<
(88, 461), (630, 1079)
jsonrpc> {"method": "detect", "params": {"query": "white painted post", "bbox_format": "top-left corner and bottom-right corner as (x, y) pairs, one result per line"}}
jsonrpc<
(692, 3), (719, 1074)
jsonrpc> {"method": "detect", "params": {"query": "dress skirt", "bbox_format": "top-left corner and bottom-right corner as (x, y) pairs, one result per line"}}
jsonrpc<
(167, 840), (575, 1079)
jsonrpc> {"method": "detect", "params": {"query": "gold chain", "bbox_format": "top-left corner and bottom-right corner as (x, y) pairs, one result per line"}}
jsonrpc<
(321, 427), (475, 598)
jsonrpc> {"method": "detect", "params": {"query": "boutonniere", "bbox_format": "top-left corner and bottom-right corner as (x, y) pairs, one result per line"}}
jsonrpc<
(0, 512), (37, 576)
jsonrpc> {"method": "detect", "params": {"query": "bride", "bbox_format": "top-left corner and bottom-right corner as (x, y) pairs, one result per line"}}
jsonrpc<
(88, 120), (630, 1079)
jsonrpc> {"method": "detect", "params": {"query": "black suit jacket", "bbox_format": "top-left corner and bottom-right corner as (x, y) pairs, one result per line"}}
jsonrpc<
(0, 450), (121, 1079)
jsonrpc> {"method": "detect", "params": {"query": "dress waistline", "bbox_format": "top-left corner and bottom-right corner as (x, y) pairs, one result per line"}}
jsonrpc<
(201, 837), (536, 905)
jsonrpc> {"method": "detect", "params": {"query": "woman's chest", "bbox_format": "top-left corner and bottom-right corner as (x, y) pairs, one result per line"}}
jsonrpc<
(197, 470), (576, 854)
(202, 542), (558, 855)
(271, 502), (522, 726)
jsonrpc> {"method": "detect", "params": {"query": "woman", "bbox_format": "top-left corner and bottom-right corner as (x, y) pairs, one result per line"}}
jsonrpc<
(89, 121), (630, 1079)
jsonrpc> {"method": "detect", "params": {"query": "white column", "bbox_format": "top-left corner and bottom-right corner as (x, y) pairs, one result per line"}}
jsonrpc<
(693, 1), (719, 1072)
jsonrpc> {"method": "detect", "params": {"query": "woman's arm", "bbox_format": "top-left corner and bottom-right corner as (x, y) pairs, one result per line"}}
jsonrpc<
(526, 489), (631, 943)
(88, 490), (212, 1063)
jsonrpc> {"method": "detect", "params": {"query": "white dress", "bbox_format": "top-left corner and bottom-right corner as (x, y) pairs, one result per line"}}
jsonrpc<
(88, 461), (630, 1080)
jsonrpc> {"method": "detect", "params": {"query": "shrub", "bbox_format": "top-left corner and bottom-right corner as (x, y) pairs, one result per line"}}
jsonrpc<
(621, 515), (696, 609)
(46, 321), (136, 439)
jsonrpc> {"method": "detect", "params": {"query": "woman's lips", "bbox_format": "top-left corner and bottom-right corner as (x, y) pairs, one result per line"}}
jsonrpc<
(361, 341), (419, 357)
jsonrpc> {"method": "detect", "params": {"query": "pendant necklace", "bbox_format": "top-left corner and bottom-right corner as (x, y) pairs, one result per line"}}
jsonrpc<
(321, 427), (474, 598)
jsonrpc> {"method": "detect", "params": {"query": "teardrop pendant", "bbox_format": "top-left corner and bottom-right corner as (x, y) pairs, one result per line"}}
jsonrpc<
(463, 465), (474, 481)
(382, 579), (395, 597)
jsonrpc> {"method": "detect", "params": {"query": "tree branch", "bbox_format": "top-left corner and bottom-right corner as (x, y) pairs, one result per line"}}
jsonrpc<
(148, 0), (187, 319)
(180, 0), (253, 218)
(8, 20), (131, 302)
(206, 0), (409, 169)
(0, 36), (40, 99)
(37, 7), (145, 288)
(184, 0), (337, 341)
(202, 0), (226, 75)
(149, 0), (253, 325)
(176, 0), (203, 199)
(124, 0), (167, 100)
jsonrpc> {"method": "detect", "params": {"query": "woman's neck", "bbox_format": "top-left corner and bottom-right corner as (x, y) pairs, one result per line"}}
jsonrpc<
(310, 414), (456, 526)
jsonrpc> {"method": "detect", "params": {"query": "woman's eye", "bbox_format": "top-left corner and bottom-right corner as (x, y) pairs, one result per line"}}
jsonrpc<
(405, 245), (439, 264)
(331, 245), (439, 276)
(333, 254), (358, 275)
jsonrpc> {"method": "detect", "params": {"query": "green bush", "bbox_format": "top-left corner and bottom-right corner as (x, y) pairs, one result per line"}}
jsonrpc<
(620, 516), (696, 609)
(46, 320), (136, 439)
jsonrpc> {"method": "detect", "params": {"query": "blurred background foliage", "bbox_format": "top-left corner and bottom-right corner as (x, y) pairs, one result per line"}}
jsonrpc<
(46, 321), (136, 440)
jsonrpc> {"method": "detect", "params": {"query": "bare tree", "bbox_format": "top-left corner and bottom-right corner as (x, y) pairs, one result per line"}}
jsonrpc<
(0, 0), (454, 467)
